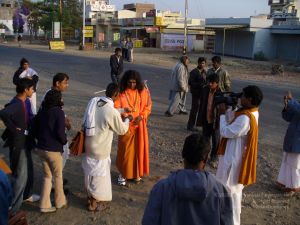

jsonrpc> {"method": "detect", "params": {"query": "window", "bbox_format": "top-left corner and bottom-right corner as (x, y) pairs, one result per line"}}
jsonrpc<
(196, 35), (203, 40)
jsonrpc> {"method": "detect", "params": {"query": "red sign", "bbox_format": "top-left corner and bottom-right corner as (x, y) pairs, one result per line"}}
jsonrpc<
(145, 27), (159, 33)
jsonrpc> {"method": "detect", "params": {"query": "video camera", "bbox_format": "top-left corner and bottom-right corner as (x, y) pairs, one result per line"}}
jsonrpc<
(214, 92), (243, 107)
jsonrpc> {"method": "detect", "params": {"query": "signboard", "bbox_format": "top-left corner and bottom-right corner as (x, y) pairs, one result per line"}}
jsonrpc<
(113, 32), (120, 41)
(161, 34), (193, 51)
(53, 22), (61, 39)
(49, 41), (65, 51)
(98, 32), (105, 42)
(84, 26), (93, 38)
(146, 27), (159, 33)
(122, 18), (154, 26)
(87, 1), (116, 12)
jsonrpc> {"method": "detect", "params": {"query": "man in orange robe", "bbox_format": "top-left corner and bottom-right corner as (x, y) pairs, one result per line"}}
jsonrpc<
(114, 70), (152, 185)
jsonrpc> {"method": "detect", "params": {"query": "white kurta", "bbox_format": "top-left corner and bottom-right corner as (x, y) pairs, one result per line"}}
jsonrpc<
(216, 109), (259, 225)
(277, 152), (300, 189)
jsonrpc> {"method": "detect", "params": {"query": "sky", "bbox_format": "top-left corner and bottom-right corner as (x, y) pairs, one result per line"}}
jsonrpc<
(110, 0), (270, 19)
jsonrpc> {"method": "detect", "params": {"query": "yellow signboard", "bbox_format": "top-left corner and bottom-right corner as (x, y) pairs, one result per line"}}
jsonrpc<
(49, 41), (65, 51)
(155, 17), (163, 26)
(84, 26), (93, 38)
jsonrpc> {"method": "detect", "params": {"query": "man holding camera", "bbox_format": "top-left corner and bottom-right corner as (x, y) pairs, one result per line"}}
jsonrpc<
(216, 85), (263, 225)
(197, 73), (221, 168)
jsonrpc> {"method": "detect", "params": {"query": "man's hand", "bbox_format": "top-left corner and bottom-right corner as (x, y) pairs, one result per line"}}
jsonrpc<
(124, 108), (132, 113)
(284, 91), (292, 108)
(65, 117), (71, 131)
(219, 103), (227, 115)
(125, 115), (133, 122)
(133, 115), (143, 125)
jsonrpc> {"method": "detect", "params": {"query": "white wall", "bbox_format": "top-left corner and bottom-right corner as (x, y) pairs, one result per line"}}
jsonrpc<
(253, 28), (275, 59)
(0, 19), (13, 35)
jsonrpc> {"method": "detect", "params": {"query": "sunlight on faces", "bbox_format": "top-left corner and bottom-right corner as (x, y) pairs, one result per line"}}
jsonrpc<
(25, 86), (34, 98)
(55, 78), (69, 92)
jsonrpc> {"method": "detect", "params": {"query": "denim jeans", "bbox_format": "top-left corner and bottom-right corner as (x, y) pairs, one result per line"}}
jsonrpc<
(9, 147), (33, 213)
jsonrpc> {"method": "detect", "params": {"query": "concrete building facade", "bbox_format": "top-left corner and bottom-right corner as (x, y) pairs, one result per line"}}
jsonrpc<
(0, 0), (16, 35)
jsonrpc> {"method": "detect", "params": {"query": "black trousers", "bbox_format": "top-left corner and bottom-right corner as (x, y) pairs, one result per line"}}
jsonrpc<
(202, 121), (220, 160)
(187, 93), (201, 128)
(111, 73), (119, 85)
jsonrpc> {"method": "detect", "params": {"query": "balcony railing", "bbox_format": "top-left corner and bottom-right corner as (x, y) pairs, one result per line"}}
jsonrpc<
(269, 0), (295, 5)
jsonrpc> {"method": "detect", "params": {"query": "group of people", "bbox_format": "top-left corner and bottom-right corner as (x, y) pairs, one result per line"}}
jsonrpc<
(120, 37), (134, 63)
(0, 57), (70, 221)
(82, 70), (152, 211)
(162, 54), (300, 224)
(0, 51), (299, 225)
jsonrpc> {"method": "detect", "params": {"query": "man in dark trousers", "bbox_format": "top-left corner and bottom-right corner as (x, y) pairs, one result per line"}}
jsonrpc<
(142, 134), (233, 225)
(0, 78), (39, 214)
(110, 47), (123, 84)
(197, 73), (222, 168)
(187, 57), (207, 131)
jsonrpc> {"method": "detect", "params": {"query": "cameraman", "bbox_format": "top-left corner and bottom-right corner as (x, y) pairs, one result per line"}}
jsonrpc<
(196, 73), (221, 168)
(216, 85), (263, 225)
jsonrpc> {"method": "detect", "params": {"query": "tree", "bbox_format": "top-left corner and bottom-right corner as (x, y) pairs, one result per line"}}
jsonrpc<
(13, 5), (30, 34)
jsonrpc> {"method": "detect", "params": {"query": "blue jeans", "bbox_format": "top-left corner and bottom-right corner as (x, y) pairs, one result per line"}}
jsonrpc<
(9, 147), (33, 213)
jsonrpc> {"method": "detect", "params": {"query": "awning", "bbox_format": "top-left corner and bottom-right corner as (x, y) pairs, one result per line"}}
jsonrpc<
(120, 27), (146, 30)
(205, 24), (248, 29)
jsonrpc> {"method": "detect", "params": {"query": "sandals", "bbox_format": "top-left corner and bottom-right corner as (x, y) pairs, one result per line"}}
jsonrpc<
(118, 174), (126, 186)
(87, 197), (109, 212)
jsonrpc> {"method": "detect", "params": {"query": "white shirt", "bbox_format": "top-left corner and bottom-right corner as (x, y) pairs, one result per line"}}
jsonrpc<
(84, 97), (129, 160)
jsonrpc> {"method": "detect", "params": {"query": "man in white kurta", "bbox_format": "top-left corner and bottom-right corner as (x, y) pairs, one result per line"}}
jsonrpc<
(216, 85), (263, 225)
(82, 83), (130, 211)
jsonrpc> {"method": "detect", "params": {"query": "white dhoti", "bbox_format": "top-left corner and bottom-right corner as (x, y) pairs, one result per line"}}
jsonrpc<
(217, 155), (244, 225)
(29, 92), (37, 115)
(277, 152), (300, 189)
(82, 156), (112, 201)
(62, 142), (70, 168)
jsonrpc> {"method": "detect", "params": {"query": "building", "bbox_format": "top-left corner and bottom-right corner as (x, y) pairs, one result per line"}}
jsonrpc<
(85, 1), (211, 52)
(123, 3), (155, 18)
(0, 0), (17, 35)
(269, 0), (300, 22)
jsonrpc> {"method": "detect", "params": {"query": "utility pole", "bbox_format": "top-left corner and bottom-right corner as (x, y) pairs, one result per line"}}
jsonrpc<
(82, 0), (86, 49)
(183, 0), (188, 55)
(60, 0), (62, 40)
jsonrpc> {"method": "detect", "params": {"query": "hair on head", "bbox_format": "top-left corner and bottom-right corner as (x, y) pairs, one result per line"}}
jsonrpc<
(198, 57), (206, 64)
(242, 85), (263, 107)
(105, 83), (119, 98)
(207, 73), (219, 83)
(119, 70), (144, 93)
(182, 134), (211, 166)
(16, 78), (34, 93)
(212, 56), (221, 64)
(20, 58), (29, 66)
(42, 89), (63, 110)
(53, 73), (69, 86)
(115, 47), (122, 53)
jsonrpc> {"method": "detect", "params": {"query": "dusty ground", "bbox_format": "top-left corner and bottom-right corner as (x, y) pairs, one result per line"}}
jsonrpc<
(0, 42), (300, 225)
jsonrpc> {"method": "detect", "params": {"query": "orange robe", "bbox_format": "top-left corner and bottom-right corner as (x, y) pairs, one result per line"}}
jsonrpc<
(114, 88), (152, 179)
